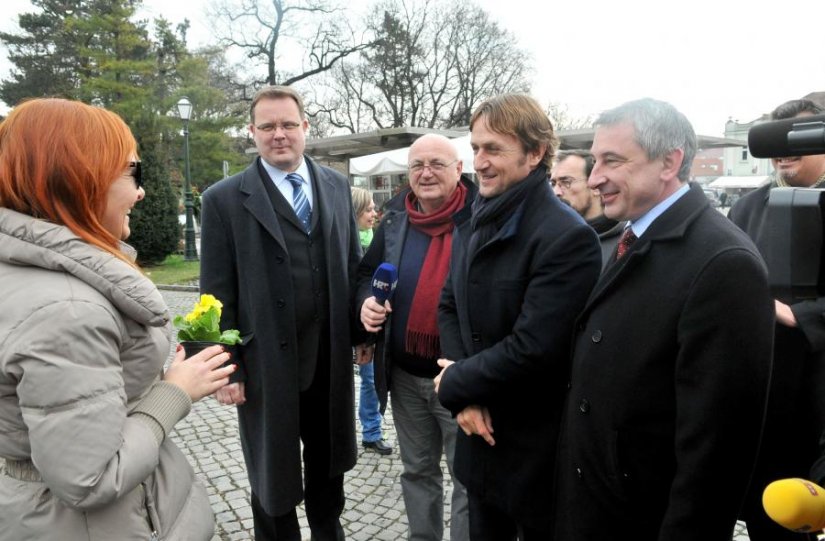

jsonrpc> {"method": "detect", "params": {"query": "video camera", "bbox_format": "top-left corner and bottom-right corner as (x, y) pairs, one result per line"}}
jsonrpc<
(748, 113), (825, 300)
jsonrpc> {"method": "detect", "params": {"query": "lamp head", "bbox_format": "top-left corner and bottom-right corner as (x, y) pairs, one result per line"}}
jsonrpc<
(177, 97), (192, 121)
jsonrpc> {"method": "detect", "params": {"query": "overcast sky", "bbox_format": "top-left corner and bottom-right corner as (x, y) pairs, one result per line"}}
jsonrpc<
(3, 0), (825, 136)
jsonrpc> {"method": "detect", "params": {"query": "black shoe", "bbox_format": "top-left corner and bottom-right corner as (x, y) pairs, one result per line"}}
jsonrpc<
(362, 439), (392, 455)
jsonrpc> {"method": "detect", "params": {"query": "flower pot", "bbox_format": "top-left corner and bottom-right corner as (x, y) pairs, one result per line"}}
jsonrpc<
(180, 340), (220, 358)
(179, 341), (238, 364)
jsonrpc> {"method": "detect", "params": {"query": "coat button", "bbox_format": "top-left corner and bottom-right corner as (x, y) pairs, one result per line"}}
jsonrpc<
(471, 332), (481, 342)
(566, 381), (572, 390)
(276, 299), (285, 308)
(276, 256), (285, 263)
(579, 399), (590, 413)
(591, 330), (602, 343)
(576, 467), (583, 479)
(279, 341), (288, 350)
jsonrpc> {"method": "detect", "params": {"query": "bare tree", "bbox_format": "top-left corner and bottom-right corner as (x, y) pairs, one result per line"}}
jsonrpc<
(208, 0), (374, 90)
(315, 0), (531, 132)
(545, 101), (596, 131)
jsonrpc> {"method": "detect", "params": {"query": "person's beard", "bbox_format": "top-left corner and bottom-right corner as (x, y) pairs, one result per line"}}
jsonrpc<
(779, 168), (798, 183)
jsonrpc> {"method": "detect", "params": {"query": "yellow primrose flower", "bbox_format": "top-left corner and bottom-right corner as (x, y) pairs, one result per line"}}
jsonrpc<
(173, 294), (241, 346)
(197, 294), (222, 316)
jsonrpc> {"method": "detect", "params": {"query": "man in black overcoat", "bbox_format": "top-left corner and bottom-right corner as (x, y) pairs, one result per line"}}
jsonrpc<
(731, 98), (825, 540)
(434, 94), (602, 540)
(553, 98), (774, 540)
(199, 85), (366, 541)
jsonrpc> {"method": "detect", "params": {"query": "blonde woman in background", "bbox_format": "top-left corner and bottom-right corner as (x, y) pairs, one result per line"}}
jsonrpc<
(351, 186), (392, 455)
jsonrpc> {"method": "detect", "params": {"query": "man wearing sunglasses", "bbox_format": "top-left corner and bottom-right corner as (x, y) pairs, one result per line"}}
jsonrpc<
(550, 150), (624, 269)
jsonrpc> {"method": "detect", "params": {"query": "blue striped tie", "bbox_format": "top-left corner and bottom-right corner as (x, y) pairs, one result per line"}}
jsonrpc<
(286, 173), (311, 233)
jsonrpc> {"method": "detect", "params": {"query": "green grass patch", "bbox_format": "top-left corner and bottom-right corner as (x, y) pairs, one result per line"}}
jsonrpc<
(143, 254), (200, 285)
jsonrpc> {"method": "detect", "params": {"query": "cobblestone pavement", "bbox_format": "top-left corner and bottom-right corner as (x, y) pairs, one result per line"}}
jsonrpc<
(161, 288), (752, 541)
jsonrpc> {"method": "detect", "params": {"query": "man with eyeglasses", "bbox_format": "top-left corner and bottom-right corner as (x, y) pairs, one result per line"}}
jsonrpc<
(551, 150), (624, 269)
(200, 85), (367, 541)
(358, 133), (474, 541)
(434, 94), (601, 539)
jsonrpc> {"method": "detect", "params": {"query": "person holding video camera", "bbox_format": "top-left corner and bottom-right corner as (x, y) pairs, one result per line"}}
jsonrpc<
(730, 98), (825, 540)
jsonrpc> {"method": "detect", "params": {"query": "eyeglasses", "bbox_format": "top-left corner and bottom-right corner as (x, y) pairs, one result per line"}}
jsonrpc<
(255, 121), (302, 133)
(128, 161), (142, 189)
(408, 159), (458, 174)
(549, 176), (586, 190)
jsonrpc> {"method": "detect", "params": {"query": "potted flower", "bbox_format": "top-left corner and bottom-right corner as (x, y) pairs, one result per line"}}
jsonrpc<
(174, 294), (241, 357)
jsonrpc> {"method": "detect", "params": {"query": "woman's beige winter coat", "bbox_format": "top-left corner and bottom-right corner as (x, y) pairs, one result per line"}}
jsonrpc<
(0, 208), (214, 540)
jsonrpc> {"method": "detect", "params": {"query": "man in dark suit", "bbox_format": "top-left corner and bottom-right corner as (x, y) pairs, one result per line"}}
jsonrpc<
(550, 149), (626, 269)
(730, 98), (825, 541)
(200, 85), (366, 541)
(434, 94), (602, 540)
(553, 98), (774, 540)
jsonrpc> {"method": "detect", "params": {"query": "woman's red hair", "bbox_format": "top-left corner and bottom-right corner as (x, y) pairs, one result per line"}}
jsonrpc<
(0, 98), (138, 262)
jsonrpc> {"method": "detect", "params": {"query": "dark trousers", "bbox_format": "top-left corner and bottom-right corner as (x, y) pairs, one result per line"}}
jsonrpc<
(468, 491), (549, 541)
(251, 351), (345, 541)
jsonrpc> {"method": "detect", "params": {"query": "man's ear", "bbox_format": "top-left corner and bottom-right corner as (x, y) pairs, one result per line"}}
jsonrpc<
(528, 144), (547, 169)
(661, 148), (685, 182)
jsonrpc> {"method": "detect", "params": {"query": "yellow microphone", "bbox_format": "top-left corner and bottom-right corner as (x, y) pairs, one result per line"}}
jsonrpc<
(763, 478), (825, 533)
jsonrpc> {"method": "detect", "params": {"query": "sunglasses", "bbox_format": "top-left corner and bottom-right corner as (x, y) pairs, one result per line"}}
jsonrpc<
(128, 161), (142, 189)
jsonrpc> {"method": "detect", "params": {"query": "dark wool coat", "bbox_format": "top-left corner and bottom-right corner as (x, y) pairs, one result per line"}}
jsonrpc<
(730, 183), (825, 539)
(199, 157), (360, 516)
(437, 179), (602, 531)
(554, 184), (774, 541)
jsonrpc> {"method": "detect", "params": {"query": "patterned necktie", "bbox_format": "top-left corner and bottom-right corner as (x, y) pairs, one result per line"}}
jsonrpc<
(616, 227), (637, 259)
(286, 173), (311, 233)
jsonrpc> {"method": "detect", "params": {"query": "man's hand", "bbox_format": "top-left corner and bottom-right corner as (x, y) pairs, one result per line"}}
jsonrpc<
(775, 299), (798, 327)
(361, 296), (392, 332)
(215, 382), (246, 405)
(355, 343), (374, 365)
(457, 405), (495, 446)
(434, 358), (454, 393)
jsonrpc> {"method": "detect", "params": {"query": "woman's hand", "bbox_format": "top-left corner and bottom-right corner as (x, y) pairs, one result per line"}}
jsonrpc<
(163, 345), (236, 402)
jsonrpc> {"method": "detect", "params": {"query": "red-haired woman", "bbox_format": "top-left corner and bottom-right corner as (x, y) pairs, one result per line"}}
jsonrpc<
(0, 98), (234, 540)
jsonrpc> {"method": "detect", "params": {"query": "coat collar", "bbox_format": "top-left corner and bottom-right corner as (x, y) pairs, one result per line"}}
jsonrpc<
(0, 208), (168, 326)
(584, 183), (709, 310)
(238, 156), (337, 251)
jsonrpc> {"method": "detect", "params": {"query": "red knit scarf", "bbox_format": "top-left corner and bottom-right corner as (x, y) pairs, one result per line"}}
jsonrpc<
(404, 182), (468, 358)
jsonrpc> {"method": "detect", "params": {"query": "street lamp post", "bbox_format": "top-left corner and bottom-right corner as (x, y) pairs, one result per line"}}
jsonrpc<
(177, 97), (198, 261)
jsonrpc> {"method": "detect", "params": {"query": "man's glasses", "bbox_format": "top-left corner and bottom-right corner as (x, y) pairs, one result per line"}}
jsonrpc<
(255, 122), (302, 133)
(408, 159), (458, 174)
(549, 176), (585, 190)
(128, 161), (142, 189)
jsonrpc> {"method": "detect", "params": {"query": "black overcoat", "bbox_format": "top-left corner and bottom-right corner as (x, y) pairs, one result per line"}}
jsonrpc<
(437, 179), (602, 531)
(199, 157), (359, 516)
(554, 184), (774, 541)
(730, 184), (825, 538)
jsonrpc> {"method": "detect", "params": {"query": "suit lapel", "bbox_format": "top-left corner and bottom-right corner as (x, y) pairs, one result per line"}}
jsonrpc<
(307, 157), (335, 242)
(581, 184), (708, 314)
(240, 160), (288, 252)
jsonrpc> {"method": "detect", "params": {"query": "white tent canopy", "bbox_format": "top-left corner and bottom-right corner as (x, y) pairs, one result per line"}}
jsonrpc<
(350, 134), (475, 176)
(708, 176), (771, 190)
